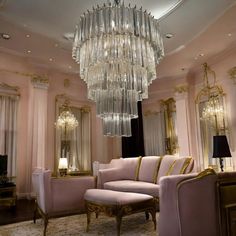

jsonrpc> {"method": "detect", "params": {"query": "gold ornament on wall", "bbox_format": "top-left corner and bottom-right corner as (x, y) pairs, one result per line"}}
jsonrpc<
(64, 79), (70, 88)
(160, 98), (178, 155)
(228, 66), (236, 84)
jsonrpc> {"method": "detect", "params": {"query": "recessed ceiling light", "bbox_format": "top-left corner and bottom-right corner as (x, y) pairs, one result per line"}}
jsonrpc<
(49, 58), (53, 61)
(68, 65), (72, 69)
(199, 53), (204, 57)
(26, 34), (30, 38)
(1, 33), (10, 40)
(228, 33), (232, 37)
(165, 33), (174, 39)
(27, 50), (31, 53)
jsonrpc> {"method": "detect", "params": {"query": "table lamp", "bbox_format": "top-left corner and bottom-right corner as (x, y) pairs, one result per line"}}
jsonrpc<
(212, 135), (231, 172)
(58, 157), (68, 176)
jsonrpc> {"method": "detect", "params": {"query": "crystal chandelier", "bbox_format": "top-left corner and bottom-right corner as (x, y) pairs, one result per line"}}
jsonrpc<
(202, 95), (224, 120)
(72, 0), (164, 136)
(197, 63), (226, 134)
(55, 101), (78, 131)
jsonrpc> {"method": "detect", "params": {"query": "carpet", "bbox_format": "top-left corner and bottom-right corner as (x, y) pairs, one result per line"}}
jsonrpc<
(0, 212), (159, 236)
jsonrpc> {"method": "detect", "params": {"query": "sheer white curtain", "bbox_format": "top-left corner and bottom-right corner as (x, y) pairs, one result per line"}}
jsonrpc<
(143, 112), (166, 156)
(0, 95), (19, 176)
(70, 108), (91, 171)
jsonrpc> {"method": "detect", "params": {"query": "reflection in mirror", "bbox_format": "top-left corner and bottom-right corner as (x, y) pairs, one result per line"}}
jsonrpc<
(161, 98), (178, 155)
(143, 98), (178, 156)
(55, 95), (91, 175)
(196, 63), (232, 170)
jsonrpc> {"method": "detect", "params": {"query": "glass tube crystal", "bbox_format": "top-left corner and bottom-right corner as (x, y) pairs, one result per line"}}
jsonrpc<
(72, 1), (164, 136)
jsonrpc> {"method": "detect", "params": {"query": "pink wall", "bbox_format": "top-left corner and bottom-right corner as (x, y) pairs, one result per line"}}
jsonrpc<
(142, 48), (236, 171)
(0, 51), (120, 196)
(1, 45), (235, 195)
(190, 49), (236, 170)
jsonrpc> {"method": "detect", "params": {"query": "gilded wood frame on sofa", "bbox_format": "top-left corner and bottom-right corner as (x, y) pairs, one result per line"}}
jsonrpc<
(176, 168), (219, 236)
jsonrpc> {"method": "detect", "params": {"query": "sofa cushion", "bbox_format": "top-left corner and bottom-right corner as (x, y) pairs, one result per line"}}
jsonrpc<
(119, 157), (142, 180)
(156, 155), (192, 184)
(171, 157), (192, 175)
(138, 156), (161, 183)
(84, 189), (153, 205)
(104, 180), (160, 197)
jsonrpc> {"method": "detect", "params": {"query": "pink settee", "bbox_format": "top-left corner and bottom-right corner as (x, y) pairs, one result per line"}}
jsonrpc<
(97, 155), (194, 209)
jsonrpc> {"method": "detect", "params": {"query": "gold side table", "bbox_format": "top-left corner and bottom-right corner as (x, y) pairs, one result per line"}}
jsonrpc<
(0, 182), (16, 207)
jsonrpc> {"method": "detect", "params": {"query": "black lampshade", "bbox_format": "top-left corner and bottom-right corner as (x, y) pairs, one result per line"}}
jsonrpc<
(212, 135), (232, 158)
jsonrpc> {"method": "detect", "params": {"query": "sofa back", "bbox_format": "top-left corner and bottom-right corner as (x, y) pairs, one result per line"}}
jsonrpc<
(138, 156), (162, 183)
(32, 168), (52, 213)
(118, 157), (142, 180)
(156, 155), (193, 184)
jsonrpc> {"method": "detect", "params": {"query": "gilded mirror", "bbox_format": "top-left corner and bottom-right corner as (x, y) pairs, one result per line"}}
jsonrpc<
(55, 95), (92, 175)
(143, 98), (178, 156)
(196, 63), (232, 170)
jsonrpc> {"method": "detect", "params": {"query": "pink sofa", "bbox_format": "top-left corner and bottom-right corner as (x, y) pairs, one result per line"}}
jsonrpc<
(158, 168), (236, 236)
(97, 155), (194, 209)
(32, 169), (96, 235)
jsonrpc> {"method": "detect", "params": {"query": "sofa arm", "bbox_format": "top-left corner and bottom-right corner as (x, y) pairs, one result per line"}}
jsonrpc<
(159, 173), (198, 236)
(97, 168), (124, 189)
(159, 169), (219, 236)
(51, 176), (96, 213)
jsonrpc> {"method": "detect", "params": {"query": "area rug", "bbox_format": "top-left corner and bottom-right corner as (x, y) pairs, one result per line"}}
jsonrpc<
(0, 212), (159, 236)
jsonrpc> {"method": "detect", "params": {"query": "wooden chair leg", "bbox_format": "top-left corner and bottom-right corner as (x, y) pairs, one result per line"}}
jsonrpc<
(33, 201), (38, 223)
(149, 208), (156, 230)
(145, 211), (149, 220)
(43, 216), (49, 236)
(116, 215), (122, 236)
(86, 211), (91, 232)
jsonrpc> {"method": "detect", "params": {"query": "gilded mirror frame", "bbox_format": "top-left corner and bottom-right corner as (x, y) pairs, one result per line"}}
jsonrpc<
(54, 94), (92, 176)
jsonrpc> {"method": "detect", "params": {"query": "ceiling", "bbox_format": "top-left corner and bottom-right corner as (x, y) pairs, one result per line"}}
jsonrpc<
(0, 0), (236, 79)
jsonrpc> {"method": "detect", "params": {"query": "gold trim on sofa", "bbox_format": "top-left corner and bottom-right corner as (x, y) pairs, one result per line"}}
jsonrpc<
(180, 157), (192, 174)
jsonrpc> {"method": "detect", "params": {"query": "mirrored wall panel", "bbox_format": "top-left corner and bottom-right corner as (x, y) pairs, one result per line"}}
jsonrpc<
(55, 95), (91, 175)
(143, 98), (178, 156)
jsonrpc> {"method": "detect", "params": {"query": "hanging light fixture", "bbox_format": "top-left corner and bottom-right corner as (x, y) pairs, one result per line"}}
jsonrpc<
(55, 100), (78, 131)
(197, 63), (226, 134)
(72, 0), (164, 136)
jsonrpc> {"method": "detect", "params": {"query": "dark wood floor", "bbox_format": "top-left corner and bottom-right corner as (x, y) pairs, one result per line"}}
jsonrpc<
(0, 199), (35, 225)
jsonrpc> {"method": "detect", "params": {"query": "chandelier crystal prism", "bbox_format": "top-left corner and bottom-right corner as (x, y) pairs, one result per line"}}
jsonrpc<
(55, 101), (78, 131)
(72, 0), (164, 136)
